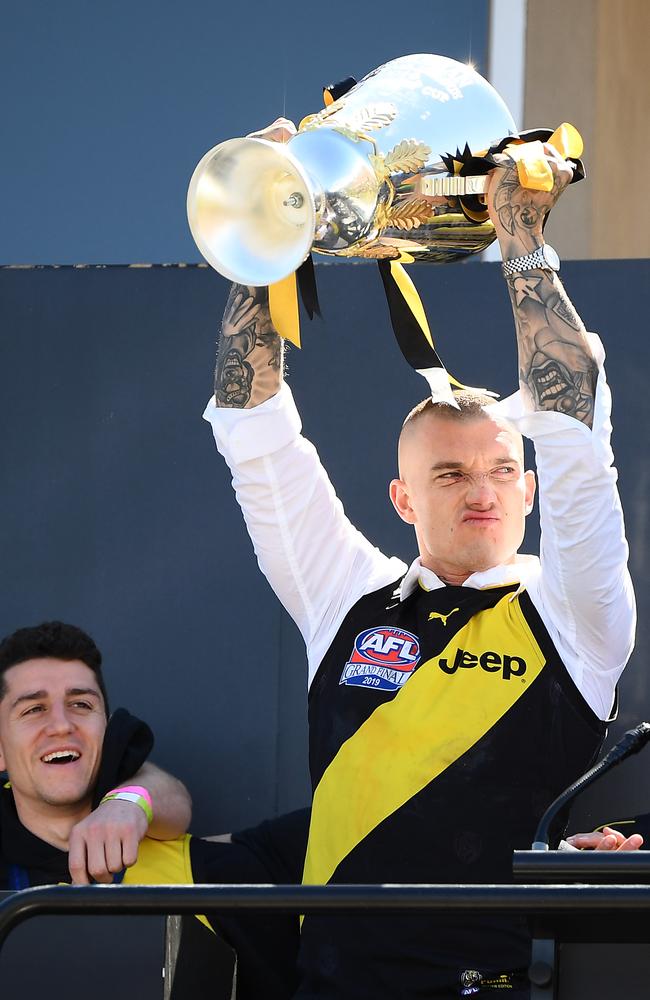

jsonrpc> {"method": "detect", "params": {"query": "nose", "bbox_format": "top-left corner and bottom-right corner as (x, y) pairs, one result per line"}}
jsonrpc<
(45, 703), (75, 736)
(465, 473), (497, 507)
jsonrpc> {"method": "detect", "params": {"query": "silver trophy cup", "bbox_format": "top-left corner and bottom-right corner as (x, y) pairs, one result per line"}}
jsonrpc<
(187, 54), (516, 286)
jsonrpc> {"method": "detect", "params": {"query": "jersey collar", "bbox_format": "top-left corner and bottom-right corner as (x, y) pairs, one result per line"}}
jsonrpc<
(399, 554), (540, 601)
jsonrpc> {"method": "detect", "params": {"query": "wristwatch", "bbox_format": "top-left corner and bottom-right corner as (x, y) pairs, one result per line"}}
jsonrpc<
(501, 244), (560, 277)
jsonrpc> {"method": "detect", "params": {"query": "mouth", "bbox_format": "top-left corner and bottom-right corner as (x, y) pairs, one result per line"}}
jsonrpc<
(224, 352), (244, 375)
(41, 749), (81, 765)
(461, 514), (500, 525)
(533, 360), (569, 404)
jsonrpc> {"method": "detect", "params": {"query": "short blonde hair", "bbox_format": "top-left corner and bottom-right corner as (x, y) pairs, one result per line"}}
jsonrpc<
(401, 390), (496, 432)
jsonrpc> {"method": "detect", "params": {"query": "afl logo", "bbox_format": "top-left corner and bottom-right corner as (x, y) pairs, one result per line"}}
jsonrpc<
(339, 627), (421, 692)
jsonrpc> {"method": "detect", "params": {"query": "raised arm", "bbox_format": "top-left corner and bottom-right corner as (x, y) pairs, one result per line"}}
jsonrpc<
(212, 119), (293, 412)
(487, 149), (635, 718)
(487, 146), (598, 425)
(202, 126), (402, 668)
(206, 279), (404, 677)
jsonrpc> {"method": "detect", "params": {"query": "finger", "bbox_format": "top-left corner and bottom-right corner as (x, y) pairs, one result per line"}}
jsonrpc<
(566, 833), (604, 849)
(619, 834), (644, 851)
(86, 837), (112, 884)
(104, 832), (127, 875)
(542, 141), (561, 161)
(594, 834), (618, 851)
(542, 141), (574, 167)
(602, 826), (627, 847)
(248, 118), (297, 143)
(68, 832), (91, 885)
(542, 144), (574, 185)
(120, 828), (140, 870)
(271, 117), (297, 134)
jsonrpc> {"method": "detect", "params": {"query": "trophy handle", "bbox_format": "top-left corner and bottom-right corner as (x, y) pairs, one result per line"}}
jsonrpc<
(420, 175), (488, 197)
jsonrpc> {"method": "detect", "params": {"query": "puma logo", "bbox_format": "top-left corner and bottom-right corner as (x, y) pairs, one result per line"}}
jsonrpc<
(428, 608), (460, 626)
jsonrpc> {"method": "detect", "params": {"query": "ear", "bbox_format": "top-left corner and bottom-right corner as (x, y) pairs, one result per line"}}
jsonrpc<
(524, 470), (536, 515)
(389, 478), (416, 525)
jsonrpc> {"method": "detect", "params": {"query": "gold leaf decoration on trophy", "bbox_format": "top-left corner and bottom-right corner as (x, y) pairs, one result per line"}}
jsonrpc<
(346, 102), (397, 133)
(303, 101), (397, 139)
(299, 99), (346, 131)
(357, 241), (402, 260)
(368, 140), (432, 182)
(383, 140), (432, 174)
(384, 198), (432, 231)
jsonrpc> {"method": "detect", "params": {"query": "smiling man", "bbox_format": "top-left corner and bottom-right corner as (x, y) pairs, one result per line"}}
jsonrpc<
(1, 656), (107, 848)
(0, 621), (191, 887)
(204, 142), (635, 998)
(0, 621), (305, 1000)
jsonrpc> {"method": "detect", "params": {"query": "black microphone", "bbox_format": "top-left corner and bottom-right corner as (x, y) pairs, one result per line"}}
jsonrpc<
(532, 722), (650, 850)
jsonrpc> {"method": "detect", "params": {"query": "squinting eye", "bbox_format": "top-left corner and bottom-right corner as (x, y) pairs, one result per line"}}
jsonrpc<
(22, 705), (44, 716)
(71, 701), (93, 711)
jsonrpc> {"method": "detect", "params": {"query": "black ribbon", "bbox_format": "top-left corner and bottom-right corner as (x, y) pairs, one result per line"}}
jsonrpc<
(296, 254), (321, 321)
(323, 76), (357, 103)
(377, 260), (445, 372)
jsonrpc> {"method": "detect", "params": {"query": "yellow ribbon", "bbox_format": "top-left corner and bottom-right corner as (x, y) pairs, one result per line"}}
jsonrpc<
(268, 272), (301, 348)
(505, 122), (584, 192)
(389, 260), (434, 349)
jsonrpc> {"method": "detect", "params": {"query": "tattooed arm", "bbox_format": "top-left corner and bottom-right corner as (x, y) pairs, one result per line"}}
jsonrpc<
(486, 147), (635, 720)
(487, 147), (598, 428)
(214, 283), (283, 409)
(213, 119), (297, 410)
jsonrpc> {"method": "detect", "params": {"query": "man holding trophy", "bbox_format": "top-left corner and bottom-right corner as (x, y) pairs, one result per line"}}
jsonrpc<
(199, 56), (635, 1000)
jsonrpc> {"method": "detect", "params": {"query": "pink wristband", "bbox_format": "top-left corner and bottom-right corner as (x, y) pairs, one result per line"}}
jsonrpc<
(107, 785), (153, 809)
(101, 785), (154, 824)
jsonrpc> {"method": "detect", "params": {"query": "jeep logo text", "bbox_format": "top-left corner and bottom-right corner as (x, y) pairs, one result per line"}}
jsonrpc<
(438, 647), (527, 680)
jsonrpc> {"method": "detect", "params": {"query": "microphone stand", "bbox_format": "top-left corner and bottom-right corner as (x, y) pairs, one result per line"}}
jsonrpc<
(532, 722), (650, 851)
(524, 722), (650, 998)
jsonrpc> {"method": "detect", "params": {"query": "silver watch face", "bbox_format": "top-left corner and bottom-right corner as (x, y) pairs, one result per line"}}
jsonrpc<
(542, 244), (560, 271)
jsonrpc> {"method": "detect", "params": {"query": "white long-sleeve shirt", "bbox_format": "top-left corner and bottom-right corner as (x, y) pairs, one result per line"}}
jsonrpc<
(204, 332), (635, 720)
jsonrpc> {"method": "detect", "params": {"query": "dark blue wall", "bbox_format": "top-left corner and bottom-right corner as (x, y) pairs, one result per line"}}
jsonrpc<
(1, 259), (649, 837)
(0, 0), (488, 264)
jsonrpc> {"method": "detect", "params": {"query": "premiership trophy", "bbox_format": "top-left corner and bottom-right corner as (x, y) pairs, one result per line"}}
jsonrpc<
(187, 53), (582, 394)
(187, 54), (518, 286)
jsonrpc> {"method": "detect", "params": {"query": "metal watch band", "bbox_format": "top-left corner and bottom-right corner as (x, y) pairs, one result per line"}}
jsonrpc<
(501, 245), (559, 278)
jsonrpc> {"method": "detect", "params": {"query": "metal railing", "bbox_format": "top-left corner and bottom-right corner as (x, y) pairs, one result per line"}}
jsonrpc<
(2, 880), (650, 999)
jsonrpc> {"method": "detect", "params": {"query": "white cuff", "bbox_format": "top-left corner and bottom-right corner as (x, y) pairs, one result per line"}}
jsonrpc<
(486, 333), (613, 462)
(202, 382), (302, 465)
